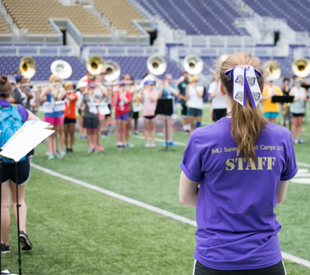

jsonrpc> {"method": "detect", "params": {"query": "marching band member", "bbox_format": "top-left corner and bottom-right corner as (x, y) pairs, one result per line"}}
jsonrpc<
(158, 74), (179, 147)
(76, 81), (87, 139)
(177, 72), (190, 133)
(281, 77), (291, 129)
(289, 77), (308, 144)
(40, 75), (66, 159)
(81, 82), (101, 153)
(180, 52), (297, 275)
(141, 80), (158, 147)
(208, 77), (227, 121)
(0, 75), (40, 253)
(8, 74), (33, 106)
(261, 76), (283, 123)
(185, 75), (204, 134)
(114, 81), (132, 149)
(63, 81), (78, 153)
(94, 75), (107, 151)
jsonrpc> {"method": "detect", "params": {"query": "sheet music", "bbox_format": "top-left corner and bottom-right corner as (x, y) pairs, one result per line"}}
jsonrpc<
(0, 120), (54, 162)
(42, 101), (65, 113)
(98, 102), (111, 115)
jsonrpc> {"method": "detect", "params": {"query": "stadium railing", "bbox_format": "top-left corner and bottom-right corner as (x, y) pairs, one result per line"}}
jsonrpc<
(0, 46), (77, 56)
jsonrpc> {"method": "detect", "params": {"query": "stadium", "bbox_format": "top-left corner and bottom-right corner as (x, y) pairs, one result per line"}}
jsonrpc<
(0, 0), (309, 274)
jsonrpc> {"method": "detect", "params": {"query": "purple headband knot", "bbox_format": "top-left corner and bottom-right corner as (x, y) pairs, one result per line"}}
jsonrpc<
(225, 65), (262, 107)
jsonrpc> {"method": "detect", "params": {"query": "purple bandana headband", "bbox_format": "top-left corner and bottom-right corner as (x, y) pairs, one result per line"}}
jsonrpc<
(225, 65), (262, 107)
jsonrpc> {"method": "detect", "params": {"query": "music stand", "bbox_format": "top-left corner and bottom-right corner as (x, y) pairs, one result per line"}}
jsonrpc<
(271, 96), (294, 103)
(155, 99), (173, 152)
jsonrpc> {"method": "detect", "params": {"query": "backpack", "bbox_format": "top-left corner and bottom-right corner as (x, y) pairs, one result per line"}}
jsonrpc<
(0, 104), (26, 163)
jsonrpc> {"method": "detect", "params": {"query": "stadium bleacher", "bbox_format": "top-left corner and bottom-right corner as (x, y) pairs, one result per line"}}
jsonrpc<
(94, 0), (145, 35)
(2, 0), (109, 35)
(0, 17), (10, 34)
(135, 0), (248, 35)
(243, 0), (310, 32)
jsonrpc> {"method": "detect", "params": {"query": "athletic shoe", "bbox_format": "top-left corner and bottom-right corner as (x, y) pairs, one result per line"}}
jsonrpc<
(132, 131), (139, 135)
(60, 150), (66, 156)
(117, 145), (124, 150)
(78, 135), (83, 139)
(299, 138), (304, 144)
(45, 151), (50, 156)
(169, 141), (178, 147)
(126, 142), (135, 148)
(294, 138), (299, 145)
(83, 135), (87, 139)
(88, 147), (93, 154)
(48, 153), (55, 160)
(184, 130), (190, 133)
(96, 145), (105, 151)
(69, 148), (74, 153)
(66, 148), (70, 154)
(0, 243), (10, 254)
(19, 231), (32, 251)
(54, 152), (63, 159)
(150, 142), (156, 148)
(162, 141), (167, 147)
(145, 142), (150, 148)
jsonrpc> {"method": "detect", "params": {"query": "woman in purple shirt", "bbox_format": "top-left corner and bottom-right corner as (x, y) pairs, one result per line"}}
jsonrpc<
(179, 53), (297, 275)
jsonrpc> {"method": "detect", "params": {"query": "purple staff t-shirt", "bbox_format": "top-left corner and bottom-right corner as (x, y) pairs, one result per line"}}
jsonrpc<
(180, 117), (297, 270)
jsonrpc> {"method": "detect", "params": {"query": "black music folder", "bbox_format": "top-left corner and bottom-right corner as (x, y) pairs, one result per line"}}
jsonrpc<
(271, 96), (294, 103)
(155, 98), (173, 116)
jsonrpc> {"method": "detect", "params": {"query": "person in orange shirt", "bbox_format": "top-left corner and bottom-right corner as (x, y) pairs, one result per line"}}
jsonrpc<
(63, 81), (78, 153)
(261, 76), (283, 123)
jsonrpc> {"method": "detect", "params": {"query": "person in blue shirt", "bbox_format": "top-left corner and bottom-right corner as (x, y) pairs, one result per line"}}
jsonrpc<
(158, 74), (179, 147)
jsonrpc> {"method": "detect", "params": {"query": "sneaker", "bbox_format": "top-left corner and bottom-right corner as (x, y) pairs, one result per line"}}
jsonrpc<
(169, 141), (178, 147)
(96, 145), (105, 151)
(299, 138), (304, 144)
(48, 153), (55, 160)
(132, 131), (139, 136)
(117, 145), (124, 150)
(93, 147), (99, 153)
(66, 148), (70, 154)
(19, 231), (32, 251)
(54, 152), (63, 159)
(126, 142), (135, 148)
(162, 141), (167, 147)
(69, 148), (74, 153)
(150, 142), (156, 148)
(83, 135), (87, 139)
(88, 147), (94, 154)
(294, 138), (299, 145)
(60, 150), (66, 156)
(45, 151), (50, 156)
(145, 142), (150, 148)
(0, 243), (10, 254)
(78, 135), (83, 139)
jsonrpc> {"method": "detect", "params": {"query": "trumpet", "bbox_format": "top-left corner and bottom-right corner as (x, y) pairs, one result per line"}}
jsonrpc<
(183, 54), (204, 75)
(147, 54), (167, 76)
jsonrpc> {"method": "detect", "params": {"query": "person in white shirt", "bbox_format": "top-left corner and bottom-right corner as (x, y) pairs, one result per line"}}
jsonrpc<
(185, 76), (204, 133)
(208, 79), (227, 121)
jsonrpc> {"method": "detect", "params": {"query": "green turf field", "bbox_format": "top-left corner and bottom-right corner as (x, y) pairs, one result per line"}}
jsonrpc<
(2, 104), (310, 274)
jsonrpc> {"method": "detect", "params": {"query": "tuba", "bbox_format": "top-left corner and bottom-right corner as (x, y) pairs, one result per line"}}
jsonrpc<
(147, 54), (167, 76)
(87, 55), (105, 76)
(291, 58), (310, 78)
(218, 54), (230, 65)
(183, 54), (204, 75)
(19, 57), (36, 79)
(264, 60), (281, 80)
(104, 60), (121, 82)
(50, 60), (72, 79)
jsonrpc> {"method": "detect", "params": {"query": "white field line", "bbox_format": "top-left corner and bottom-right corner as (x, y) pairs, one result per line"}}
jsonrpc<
(133, 135), (188, 146)
(31, 163), (310, 269)
(297, 162), (310, 168)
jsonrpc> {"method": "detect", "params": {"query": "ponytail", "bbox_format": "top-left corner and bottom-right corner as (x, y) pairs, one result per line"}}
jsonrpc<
(216, 52), (267, 163)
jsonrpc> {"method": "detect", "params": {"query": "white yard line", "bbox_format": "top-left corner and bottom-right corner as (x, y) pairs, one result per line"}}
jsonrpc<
(31, 163), (310, 269)
(133, 135), (188, 146)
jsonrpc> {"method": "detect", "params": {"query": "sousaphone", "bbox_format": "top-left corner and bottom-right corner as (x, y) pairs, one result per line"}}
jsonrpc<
(147, 55), (167, 76)
(19, 56), (36, 79)
(183, 54), (204, 75)
(264, 60), (281, 80)
(292, 58), (310, 78)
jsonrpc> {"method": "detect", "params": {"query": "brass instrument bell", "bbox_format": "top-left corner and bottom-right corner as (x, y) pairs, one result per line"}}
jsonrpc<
(87, 55), (105, 76)
(19, 56), (36, 79)
(264, 60), (281, 80)
(104, 60), (121, 82)
(218, 54), (230, 65)
(147, 55), (167, 76)
(292, 58), (310, 78)
(183, 54), (204, 75)
(50, 60), (72, 79)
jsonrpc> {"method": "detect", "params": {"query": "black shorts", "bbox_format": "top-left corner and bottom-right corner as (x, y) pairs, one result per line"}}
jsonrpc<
(291, 112), (304, 117)
(83, 117), (99, 130)
(193, 260), (286, 275)
(131, 111), (139, 120)
(105, 104), (111, 117)
(181, 104), (188, 117)
(144, 115), (156, 120)
(1, 158), (30, 186)
(64, 118), (77, 124)
(213, 108), (227, 122)
(188, 107), (203, 117)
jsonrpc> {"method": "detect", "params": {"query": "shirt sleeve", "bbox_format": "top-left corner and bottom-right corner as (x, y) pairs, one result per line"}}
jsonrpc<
(281, 134), (298, 181)
(208, 82), (217, 94)
(17, 104), (28, 123)
(180, 135), (203, 182)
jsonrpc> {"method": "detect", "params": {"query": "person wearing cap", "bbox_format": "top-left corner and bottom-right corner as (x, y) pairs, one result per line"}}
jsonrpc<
(40, 75), (67, 159)
(114, 81), (132, 149)
(289, 76), (309, 144)
(63, 81), (78, 153)
(8, 74), (33, 107)
(261, 76), (283, 123)
(141, 80), (158, 147)
(75, 80), (87, 139)
(177, 72), (191, 133)
(81, 82), (102, 153)
(185, 75), (204, 134)
(158, 74), (179, 147)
